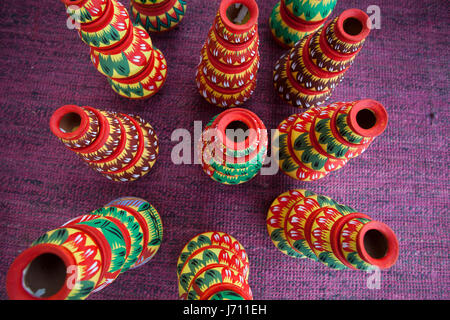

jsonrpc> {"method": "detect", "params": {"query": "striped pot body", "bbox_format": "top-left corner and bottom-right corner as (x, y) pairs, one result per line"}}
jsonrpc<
(50, 104), (159, 182)
(196, 0), (260, 107)
(6, 197), (162, 299)
(267, 189), (399, 270)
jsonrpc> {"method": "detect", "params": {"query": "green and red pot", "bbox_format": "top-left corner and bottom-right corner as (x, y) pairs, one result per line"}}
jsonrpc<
(177, 231), (252, 300)
(131, 0), (187, 33)
(269, 0), (337, 48)
(272, 99), (388, 181)
(198, 108), (267, 185)
(6, 197), (163, 300)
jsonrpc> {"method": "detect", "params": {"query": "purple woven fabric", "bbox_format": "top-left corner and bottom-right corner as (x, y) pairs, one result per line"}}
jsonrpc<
(0, 0), (448, 300)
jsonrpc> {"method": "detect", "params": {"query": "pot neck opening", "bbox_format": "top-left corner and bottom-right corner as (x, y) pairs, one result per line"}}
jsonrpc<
(225, 120), (250, 143)
(356, 108), (377, 130)
(226, 3), (251, 25)
(343, 17), (363, 36)
(59, 112), (82, 133)
(363, 229), (388, 259)
(22, 253), (67, 298)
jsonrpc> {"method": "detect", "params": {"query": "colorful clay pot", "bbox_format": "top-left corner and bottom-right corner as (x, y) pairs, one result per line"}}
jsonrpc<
(269, 0), (337, 48)
(6, 197), (163, 300)
(63, 0), (109, 24)
(50, 104), (159, 182)
(272, 99), (388, 181)
(273, 8), (371, 108)
(59, 0), (167, 99)
(198, 108), (268, 185)
(104, 197), (163, 268)
(177, 231), (252, 300)
(62, 215), (131, 291)
(131, 0), (187, 33)
(267, 189), (399, 271)
(196, 0), (260, 107)
(6, 228), (104, 300)
(107, 47), (167, 99)
(90, 24), (154, 79)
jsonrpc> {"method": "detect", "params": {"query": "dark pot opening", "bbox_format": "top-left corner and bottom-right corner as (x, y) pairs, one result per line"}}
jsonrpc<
(59, 112), (82, 133)
(23, 253), (67, 298)
(363, 229), (388, 259)
(226, 3), (251, 25)
(226, 120), (249, 143)
(356, 108), (377, 129)
(343, 17), (363, 36)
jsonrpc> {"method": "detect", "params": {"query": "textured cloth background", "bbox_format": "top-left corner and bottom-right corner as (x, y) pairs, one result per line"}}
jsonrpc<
(0, 0), (448, 300)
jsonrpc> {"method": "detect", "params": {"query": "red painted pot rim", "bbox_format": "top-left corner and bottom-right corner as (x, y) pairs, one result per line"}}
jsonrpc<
(330, 102), (371, 148)
(60, 0), (88, 6)
(330, 212), (371, 270)
(131, 0), (177, 16)
(66, 224), (110, 288)
(280, 0), (324, 32)
(6, 243), (76, 300)
(347, 99), (388, 138)
(335, 9), (371, 44)
(200, 283), (251, 300)
(69, 106), (110, 154)
(49, 105), (90, 140)
(219, 0), (258, 34)
(356, 220), (399, 269)
(214, 108), (260, 151)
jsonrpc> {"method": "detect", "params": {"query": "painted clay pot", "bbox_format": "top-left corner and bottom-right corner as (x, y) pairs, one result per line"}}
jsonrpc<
(62, 0), (109, 24)
(107, 47), (167, 99)
(131, 0), (187, 33)
(50, 104), (159, 182)
(6, 228), (104, 300)
(273, 8), (371, 108)
(177, 231), (252, 300)
(90, 24), (154, 79)
(59, 0), (167, 99)
(267, 189), (399, 271)
(198, 108), (268, 185)
(104, 197), (163, 268)
(6, 197), (163, 300)
(78, 0), (131, 50)
(269, 0), (337, 48)
(196, 0), (259, 107)
(272, 99), (388, 181)
(62, 215), (131, 291)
